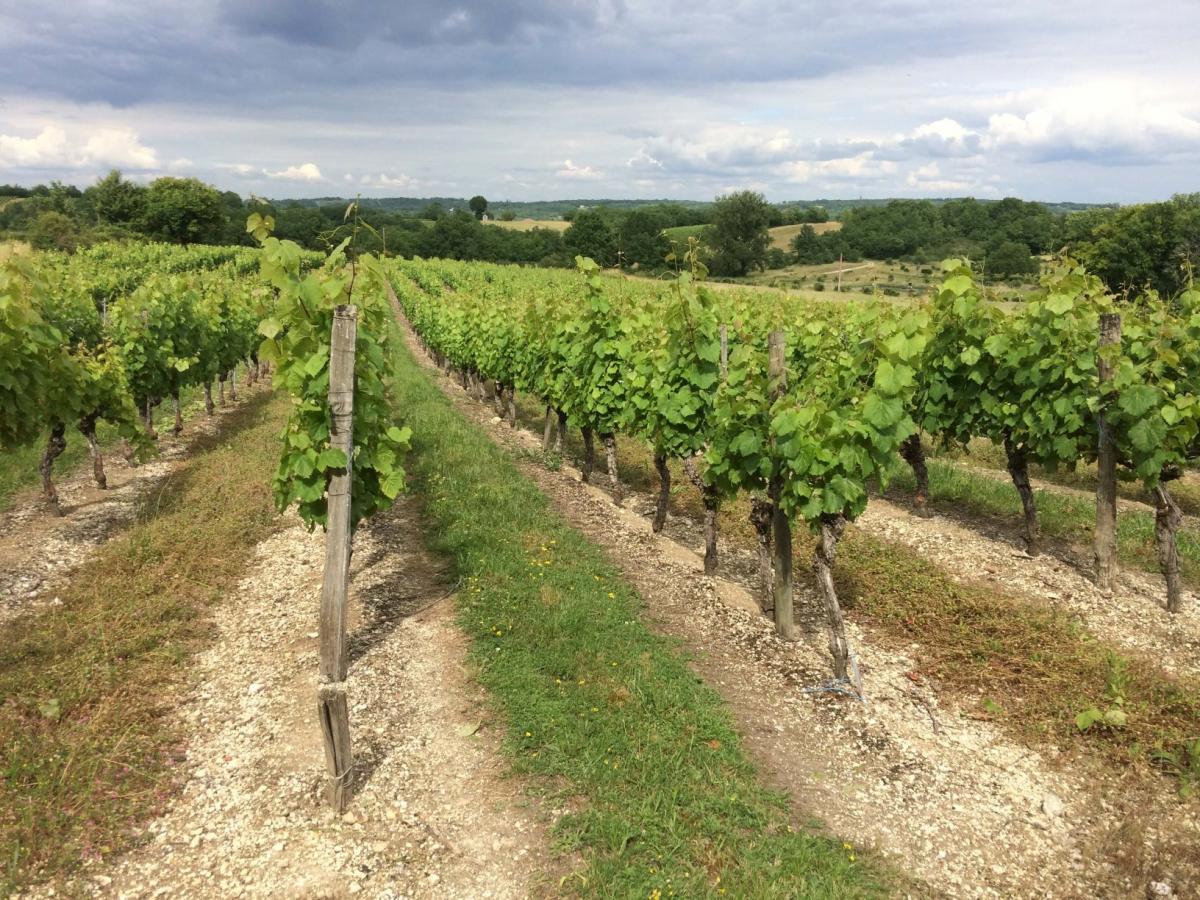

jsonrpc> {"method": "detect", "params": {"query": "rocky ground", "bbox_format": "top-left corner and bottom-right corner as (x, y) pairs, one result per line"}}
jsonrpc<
(28, 498), (564, 900)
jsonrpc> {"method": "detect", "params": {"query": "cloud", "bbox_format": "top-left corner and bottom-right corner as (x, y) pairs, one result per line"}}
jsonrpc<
(355, 172), (423, 192)
(0, 124), (158, 170)
(980, 84), (1200, 163)
(216, 0), (619, 50)
(556, 159), (602, 180)
(265, 162), (325, 182)
(904, 161), (972, 193)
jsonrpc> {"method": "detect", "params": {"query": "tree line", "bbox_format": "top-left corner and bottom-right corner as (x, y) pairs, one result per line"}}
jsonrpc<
(3, 172), (1196, 299)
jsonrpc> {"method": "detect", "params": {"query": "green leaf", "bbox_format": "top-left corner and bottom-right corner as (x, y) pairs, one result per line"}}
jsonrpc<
(317, 448), (347, 470)
(304, 352), (327, 377)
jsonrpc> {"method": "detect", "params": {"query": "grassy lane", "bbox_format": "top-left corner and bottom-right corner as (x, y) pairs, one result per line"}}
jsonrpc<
(390, 343), (887, 897)
(0, 390), (288, 894)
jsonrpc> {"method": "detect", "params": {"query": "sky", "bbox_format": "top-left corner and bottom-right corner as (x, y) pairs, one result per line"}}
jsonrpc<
(0, 1), (1197, 203)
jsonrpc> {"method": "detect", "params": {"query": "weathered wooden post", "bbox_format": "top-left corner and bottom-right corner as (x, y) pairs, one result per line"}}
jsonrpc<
(318, 305), (357, 812)
(1094, 313), (1121, 594)
(767, 330), (795, 640)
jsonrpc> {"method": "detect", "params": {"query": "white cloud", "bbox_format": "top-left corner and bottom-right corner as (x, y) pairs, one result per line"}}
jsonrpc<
(782, 153), (897, 184)
(359, 172), (419, 190)
(981, 84), (1200, 161)
(556, 159), (602, 180)
(0, 124), (158, 170)
(265, 162), (324, 181)
(904, 161), (971, 192)
(167, 157), (194, 171)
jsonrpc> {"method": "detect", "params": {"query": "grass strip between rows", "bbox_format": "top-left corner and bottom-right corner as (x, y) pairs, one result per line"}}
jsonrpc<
(390, 339), (886, 898)
(0, 390), (288, 894)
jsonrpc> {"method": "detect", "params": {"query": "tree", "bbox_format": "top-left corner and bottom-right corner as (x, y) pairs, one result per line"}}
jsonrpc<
(708, 191), (771, 276)
(985, 239), (1039, 280)
(85, 170), (147, 226)
(28, 211), (83, 252)
(140, 177), (226, 244)
(790, 224), (834, 264)
(469, 195), (488, 220)
(1072, 195), (1200, 298)
(563, 209), (617, 267)
(616, 208), (668, 268)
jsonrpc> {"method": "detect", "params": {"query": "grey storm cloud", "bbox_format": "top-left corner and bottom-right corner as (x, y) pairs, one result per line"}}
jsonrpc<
(216, 0), (623, 49)
(0, 0), (1197, 201)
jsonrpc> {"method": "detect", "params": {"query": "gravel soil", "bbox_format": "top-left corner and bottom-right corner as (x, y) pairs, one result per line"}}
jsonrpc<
(399, 321), (1199, 900)
(27, 496), (562, 899)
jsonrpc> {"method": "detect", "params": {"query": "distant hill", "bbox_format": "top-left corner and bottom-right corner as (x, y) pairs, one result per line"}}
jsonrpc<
(276, 196), (713, 220)
(273, 195), (1116, 221)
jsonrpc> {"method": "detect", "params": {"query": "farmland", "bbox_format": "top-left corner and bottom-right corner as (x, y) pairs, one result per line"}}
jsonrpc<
(1, 225), (1198, 899)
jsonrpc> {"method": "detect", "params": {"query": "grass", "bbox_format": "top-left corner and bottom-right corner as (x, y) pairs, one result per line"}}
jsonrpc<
(884, 456), (1200, 588)
(391, 342), (888, 897)
(0, 390), (288, 894)
(936, 438), (1200, 519)
(766, 222), (842, 251)
(500, 393), (1200, 797)
(0, 382), (213, 514)
(487, 219), (571, 232)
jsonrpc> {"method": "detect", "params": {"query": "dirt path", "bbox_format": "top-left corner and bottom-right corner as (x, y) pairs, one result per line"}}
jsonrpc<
(0, 385), (270, 625)
(399, 324), (1198, 899)
(33, 496), (560, 899)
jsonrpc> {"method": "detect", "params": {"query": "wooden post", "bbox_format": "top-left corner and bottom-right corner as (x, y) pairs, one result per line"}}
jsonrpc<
(767, 331), (795, 640)
(318, 305), (357, 812)
(1094, 313), (1121, 594)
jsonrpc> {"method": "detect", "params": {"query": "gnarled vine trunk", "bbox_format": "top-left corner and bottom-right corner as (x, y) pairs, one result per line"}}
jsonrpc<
(143, 398), (159, 439)
(1003, 434), (1039, 555)
(1153, 479), (1184, 613)
(899, 433), (929, 510)
(749, 497), (774, 613)
(580, 427), (595, 482)
(505, 385), (517, 427)
(229, 368), (238, 401)
(683, 456), (720, 575)
(79, 413), (106, 489)
(204, 382), (215, 416)
(41, 422), (68, 515)
(602, 433), (622, 505)
(171, 389), (184, 435)
(542, 405), (555, 451)
(218, 374), (227, 407)
(555, 409), (567, 454)
(652, 452), (670, 533)
(814, 514), (851, 682)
